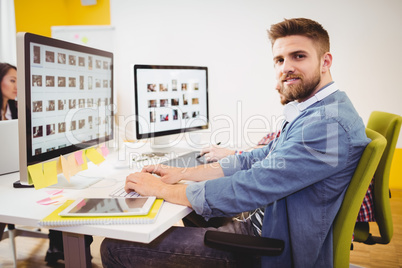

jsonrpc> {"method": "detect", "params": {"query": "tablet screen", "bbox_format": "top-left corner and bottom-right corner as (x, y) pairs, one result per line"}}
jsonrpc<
(59, 197), (156, 216)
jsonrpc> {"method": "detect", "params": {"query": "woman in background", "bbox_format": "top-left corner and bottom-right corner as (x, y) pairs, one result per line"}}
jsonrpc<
(0, 62), (71, 264)
(0, 63), (17, 120)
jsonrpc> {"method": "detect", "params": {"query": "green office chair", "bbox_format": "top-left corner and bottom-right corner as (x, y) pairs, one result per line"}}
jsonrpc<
(354, 111), (402, 244)
(333, 128), (386, 267)
(205, 128), (386, 268)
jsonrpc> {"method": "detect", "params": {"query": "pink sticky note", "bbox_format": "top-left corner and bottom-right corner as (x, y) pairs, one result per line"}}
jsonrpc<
(74, 151), (84, 165)
(37, 197), (52, 204)
(46, 189), (63, 196)
(37, 197), (58, 205)
(100, 146), (109, 157)
(37, 195), (64, 205)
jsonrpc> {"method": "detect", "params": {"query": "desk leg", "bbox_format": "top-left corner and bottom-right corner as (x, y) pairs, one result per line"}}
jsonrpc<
(62, 232), (91, 268)
(0, 223), (6, 241)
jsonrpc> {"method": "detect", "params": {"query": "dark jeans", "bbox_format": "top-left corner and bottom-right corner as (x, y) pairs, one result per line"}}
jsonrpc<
(101, 211), (260, 268)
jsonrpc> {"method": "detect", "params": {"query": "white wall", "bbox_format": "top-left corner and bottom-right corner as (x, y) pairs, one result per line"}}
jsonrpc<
(110, 0), (402, 149)
(0, 0), (16, 65)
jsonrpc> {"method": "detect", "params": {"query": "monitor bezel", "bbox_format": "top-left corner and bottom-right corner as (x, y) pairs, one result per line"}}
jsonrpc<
(17, 32), (114, 178)
(133, 64), (209, 140)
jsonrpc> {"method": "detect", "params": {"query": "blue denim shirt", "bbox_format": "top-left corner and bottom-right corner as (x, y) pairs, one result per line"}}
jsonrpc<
(186, 86), (369, 267)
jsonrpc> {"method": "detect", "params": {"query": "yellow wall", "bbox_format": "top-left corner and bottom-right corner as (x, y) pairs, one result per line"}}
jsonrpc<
(390, 148), (402, 190)
(14, 0), (110, 37)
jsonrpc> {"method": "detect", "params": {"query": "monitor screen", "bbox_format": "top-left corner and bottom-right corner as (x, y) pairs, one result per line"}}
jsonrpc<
(134, 65), (208, 140)
(17, 32), (114, 186)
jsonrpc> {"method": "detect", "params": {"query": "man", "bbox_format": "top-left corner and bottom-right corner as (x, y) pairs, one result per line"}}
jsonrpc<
(101, 18), (370, 267)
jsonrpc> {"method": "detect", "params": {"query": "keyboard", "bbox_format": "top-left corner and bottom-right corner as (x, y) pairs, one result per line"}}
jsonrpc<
(110, 151), (205, 198)
(109, 186), (141, 198)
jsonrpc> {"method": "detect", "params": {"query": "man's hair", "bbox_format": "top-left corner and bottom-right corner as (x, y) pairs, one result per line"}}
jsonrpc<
(268, 18), (330, 57)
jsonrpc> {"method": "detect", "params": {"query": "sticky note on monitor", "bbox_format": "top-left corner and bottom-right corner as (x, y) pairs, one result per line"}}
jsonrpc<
(27, 162), (58, 190)
(85, 148), (105, 165)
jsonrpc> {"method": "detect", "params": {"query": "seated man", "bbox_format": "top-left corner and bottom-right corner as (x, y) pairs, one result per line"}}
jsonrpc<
(201, 133), (375, 224)
(101, 18), (370, 267)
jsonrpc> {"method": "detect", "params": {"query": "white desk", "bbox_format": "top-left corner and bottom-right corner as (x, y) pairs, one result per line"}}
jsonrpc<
(0, 145), (194, 267)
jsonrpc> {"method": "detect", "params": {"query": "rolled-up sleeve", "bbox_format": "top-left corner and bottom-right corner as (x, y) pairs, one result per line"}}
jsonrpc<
(185, 154), (242, 217)
(186, 151), (267, 217)
(218, 155), (242, 176)
(186, 181), (208, 215)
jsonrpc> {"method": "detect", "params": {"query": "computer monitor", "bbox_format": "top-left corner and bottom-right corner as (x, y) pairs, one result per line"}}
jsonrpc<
(133, 65), (208, 149)
(16, 32), (114, 188)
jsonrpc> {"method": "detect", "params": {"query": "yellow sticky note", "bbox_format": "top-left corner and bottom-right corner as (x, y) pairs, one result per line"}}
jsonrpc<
(43, 161), (58, 186)
(81, 152), (88, 171)
(27, 169), (34, 185)
(68, 154), (81, 177)
(27, 163), (47, 190)
(56, 156), (63, 174)
(97, 147), (103, 157)
(60, 155), (71, 182)
(85, 148), (105, 165)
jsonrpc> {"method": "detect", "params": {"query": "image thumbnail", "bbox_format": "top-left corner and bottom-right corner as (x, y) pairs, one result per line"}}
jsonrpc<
(150, 111), (156, 123)
(33, 46), (41, 64)
(79, 57), (85, 67)
(69, 55), (77, 65)
(46, 76), (55, 87)
(159, 84), (168, 92)
(32, 75), (42, 86)
(58, 77), (66, 87)
(33, 126), (43, 138)
(58, 53), (66, 64)
(33, 101), (42, 112)
(147, 84), (156, 92)
(45, 51), (55, 63)
(160, 114), (169, 122)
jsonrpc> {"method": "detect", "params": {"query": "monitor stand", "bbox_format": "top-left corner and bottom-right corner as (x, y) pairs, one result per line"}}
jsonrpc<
(148, 136), (175, 154)
(47, 173), (102, 189)
(12, 174), (102, 189)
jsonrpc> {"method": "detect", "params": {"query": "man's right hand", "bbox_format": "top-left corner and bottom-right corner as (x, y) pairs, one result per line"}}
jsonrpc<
(141, 164), (186, 184)
(199, 146), (235, 162)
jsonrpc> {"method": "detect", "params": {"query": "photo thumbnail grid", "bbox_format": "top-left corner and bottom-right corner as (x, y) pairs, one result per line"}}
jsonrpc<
(29, 43), (113, 156)
(146, 80), (201, 124)
(136, 67), (208, 136)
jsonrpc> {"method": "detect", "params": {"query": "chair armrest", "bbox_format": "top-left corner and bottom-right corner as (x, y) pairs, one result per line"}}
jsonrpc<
(204, 230), (284, 256)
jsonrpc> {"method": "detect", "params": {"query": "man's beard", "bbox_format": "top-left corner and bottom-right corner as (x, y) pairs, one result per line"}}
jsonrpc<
(278, 68), (321, 105)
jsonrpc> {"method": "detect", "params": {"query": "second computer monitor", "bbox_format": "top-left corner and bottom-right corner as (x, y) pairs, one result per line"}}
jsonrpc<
(134, 65), (208, 143)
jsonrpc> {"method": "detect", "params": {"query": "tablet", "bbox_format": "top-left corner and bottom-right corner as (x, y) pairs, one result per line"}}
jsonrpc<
(58, 197), (157, 217)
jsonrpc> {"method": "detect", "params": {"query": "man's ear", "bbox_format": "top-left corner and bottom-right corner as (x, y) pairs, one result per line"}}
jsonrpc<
(322, 52), (333, 72)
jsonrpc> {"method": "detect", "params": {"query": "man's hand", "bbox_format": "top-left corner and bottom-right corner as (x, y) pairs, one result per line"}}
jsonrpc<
(200, 146), (235, 162)
(125, 172), (165, 197)
(125, 172), (191, 207)
(141, 164), (185, 184)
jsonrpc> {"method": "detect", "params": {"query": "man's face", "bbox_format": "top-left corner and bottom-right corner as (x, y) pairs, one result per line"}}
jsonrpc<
(272, 35), (323, 104)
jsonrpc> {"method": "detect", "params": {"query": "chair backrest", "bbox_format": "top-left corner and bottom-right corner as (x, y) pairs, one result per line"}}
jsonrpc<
(333, 128), (387, 268)
(367, 111), (402, 244)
